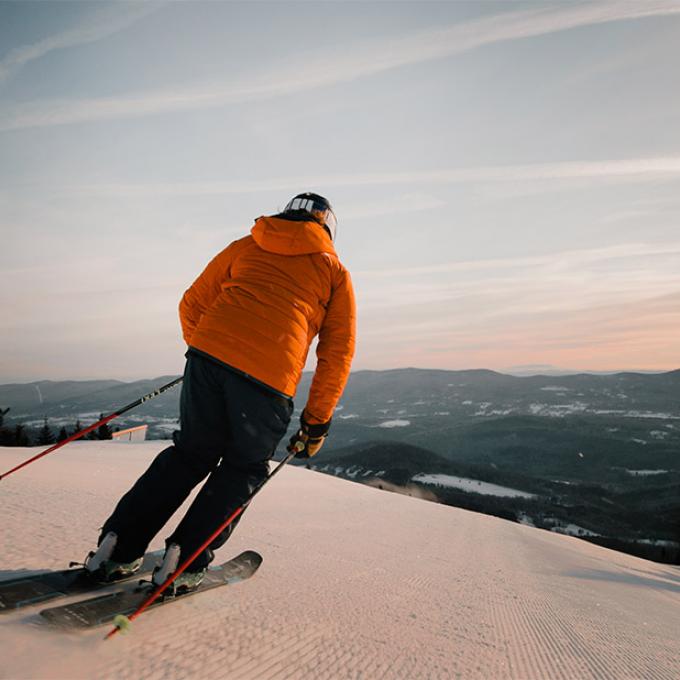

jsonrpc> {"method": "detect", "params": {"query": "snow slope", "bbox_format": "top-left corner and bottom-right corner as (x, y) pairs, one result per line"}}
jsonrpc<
(1, 442), (678, 680)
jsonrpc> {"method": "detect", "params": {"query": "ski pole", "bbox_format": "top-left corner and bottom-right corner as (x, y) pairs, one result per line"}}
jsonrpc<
(0, 376), (183, 482)
(104, 447), (299, 640)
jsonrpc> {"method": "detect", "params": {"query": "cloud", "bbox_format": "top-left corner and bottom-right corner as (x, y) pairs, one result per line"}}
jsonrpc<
(355, 241), (680, 280)
(353, 242), (680, 350)
(66, 156), (680, 198)
(355, 284), (680, 372)
(343, 194), (447, 221)
(0, 2), (163, 84)
(2, 1), (679, 130)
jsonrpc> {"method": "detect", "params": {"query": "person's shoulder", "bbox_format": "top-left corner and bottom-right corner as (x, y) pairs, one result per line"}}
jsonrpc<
(316, 250), (348, 274)
(214, 233), (255, 258)
(333, 254), (351, 276)
(230, 233), (255, 249)
(325, 254), (353, 291)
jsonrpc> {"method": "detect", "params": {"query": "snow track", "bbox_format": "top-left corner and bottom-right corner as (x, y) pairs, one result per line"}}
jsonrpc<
(1, 442), (678, 679)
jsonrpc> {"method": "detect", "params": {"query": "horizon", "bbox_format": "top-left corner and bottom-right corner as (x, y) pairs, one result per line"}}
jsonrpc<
(1, 364), (678, 387)
(2, 2), (679, 381)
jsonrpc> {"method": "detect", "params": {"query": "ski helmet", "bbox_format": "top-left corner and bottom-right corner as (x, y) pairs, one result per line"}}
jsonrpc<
(283, 192), (337, 241)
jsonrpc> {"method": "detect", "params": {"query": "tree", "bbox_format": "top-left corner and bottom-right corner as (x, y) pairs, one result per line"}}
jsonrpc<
(96, 414), (113, 440)
(0, 428), (12, 446)
(14, 424), (31, 447)
(57, 426), (69, 442)
(0, 407), (11, 446)
(84, 417), (99, 440)
(37, 418), (56, 445)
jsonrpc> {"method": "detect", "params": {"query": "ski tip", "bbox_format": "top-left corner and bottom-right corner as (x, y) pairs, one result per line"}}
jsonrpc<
(240, 550), (263, 564)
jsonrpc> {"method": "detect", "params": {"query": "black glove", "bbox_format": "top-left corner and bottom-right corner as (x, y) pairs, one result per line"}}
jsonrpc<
(287, 411), (331, 459)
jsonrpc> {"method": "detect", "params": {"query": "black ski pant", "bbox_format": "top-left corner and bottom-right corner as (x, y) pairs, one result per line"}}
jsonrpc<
(100, 352), (293, 570)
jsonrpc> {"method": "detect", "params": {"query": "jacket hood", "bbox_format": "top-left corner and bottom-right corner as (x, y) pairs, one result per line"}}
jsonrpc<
(251, 216), (336, 256)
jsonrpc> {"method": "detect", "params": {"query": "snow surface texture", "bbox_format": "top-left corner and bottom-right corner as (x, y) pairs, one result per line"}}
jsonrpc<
(1, 442), (679, 680)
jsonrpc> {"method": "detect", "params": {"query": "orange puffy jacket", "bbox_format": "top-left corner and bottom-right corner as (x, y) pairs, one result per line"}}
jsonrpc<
(179, 215), (356, 425)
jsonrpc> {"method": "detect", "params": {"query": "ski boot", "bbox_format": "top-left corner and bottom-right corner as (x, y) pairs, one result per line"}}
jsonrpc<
(152, 543), (206, 594)
(83, 532), (143, 583)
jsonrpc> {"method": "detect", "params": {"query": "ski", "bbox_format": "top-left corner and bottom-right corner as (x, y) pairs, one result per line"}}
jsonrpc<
(0, 551), (163, 613)
(40, 550), (262, 630)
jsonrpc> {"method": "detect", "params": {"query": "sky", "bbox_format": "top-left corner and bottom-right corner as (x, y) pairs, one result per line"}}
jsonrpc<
(1, 0), (679, 383)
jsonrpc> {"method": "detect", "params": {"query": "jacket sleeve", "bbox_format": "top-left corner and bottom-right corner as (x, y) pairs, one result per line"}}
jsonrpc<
(179, 244), (237, 345)
(304, 267), (357, 425)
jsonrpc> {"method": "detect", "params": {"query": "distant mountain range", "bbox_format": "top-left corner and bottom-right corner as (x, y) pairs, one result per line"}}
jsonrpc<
(2, 368), (678, 440)
(504, 364), (668, 376)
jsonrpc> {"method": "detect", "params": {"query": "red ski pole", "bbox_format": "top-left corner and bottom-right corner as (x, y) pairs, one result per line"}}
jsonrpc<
(0, 377), (183, 481)
(104, 447), (299, 640)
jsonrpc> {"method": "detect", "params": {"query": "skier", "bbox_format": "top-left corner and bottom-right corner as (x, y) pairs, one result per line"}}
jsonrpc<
(84, 193), (356, 591)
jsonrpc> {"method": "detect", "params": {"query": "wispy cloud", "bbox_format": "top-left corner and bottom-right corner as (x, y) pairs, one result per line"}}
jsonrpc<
(354, 242), (680, 334)
(355, 290), (680, 372)
(343, 194), (447, 221)
(353, 243), (680, 371)
(2, 1), (679, 130)
(66, 156), (680, 198)
(356, 241), (680, 280)
(0, 2), (162, 84)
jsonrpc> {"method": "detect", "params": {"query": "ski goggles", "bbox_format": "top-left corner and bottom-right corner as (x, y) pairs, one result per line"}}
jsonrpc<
(285, 197), (337, 241)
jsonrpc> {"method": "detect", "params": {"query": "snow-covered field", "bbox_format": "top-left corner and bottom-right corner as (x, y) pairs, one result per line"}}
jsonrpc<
(625, 469), (670, 476)
(550, 523), (601, 538)
(377, 419), (411, 428)
(1, 442), (679, 680)
(411, 473), (537, 499)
